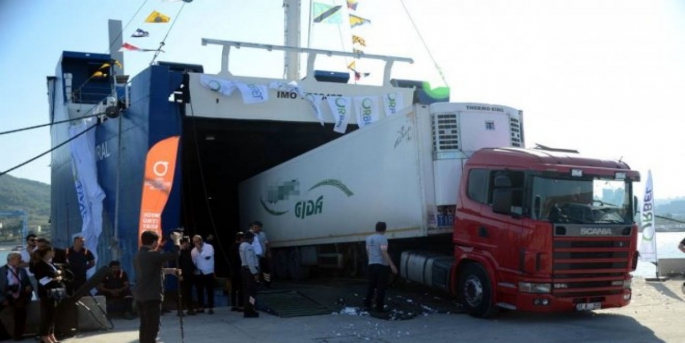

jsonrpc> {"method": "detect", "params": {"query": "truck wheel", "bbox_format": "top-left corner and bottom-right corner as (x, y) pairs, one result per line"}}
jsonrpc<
(459, 263), (496, 318)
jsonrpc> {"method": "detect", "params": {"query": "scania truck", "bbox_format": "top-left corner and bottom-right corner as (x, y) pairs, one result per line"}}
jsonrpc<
(239, 101), (640, 317)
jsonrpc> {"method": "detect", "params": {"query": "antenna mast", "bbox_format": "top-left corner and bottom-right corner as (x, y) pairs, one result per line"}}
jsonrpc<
(283, 0), (302, 80)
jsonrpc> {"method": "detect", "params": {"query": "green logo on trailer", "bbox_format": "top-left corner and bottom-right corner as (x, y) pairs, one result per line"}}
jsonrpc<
(260, 179), (354, 218)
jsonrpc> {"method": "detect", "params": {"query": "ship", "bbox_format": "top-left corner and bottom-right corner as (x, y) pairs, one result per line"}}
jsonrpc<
(47, 0), (449, 276)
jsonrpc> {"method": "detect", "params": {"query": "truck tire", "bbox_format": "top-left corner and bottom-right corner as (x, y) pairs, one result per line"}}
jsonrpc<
(458, 263), (496, 318)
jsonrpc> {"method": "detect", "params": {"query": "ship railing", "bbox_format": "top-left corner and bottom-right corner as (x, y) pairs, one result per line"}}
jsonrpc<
(201, 38), (414, 86)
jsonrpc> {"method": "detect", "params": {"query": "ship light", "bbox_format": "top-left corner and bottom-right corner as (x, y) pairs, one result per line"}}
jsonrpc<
(615, 172), (626, 180)
(554, 283), (568, 289)
(611, 280), (624, 287)
(519, 282), (551, 293)
(571, 169), (583, 177)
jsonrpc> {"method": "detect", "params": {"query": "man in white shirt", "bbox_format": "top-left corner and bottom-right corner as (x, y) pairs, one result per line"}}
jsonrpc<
(191, 235), (215, 314)
(19, 234), (37, 300)
(239, 232), (259, 318)
(248, 221), (272, 288)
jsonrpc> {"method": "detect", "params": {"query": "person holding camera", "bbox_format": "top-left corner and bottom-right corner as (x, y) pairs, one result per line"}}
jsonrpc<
(30, 246), (66, 343)
(0, 252), (33, 341)
(133, 230), (182, 343)
(191, 235), (215, 314)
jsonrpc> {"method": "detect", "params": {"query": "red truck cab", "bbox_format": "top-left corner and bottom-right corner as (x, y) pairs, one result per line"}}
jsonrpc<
(453, 147), (640, 317)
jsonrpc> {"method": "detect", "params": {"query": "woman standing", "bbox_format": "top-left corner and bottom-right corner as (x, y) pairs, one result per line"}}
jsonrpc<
(30, 246), (65, 343)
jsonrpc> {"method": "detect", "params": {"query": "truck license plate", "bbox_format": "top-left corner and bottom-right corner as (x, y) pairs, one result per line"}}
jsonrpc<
(576, 302), (601, 311)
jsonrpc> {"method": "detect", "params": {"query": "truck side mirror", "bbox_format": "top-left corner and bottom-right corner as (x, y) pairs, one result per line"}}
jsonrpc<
(492, 189), (512, 215)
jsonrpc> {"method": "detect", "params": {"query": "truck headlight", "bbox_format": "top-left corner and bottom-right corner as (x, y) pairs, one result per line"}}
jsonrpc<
(519, 282), (551, 293)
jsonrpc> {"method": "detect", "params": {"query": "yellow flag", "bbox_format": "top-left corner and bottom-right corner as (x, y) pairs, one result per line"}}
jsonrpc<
(347, 61), (356, 70)
(145, 11), (171, 23)
(91, 71), (107, 78)
(99, 63), (111, 70)
(113, 60), (124, 69)
(352, 35), (366, 47)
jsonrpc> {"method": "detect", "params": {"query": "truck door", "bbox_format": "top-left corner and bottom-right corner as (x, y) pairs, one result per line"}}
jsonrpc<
(481, 170), (525, 274)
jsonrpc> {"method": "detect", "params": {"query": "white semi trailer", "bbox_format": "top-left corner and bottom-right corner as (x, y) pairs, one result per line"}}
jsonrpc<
(239, 102), (524, 279)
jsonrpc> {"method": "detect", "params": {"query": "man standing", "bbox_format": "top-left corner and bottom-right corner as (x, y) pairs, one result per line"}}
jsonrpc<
(97, 260), (135, 319)
(191, 235), (215, 314)
(249, 221), (271, 288)
(65, 236), (96, 296)
(0, 252), (32, 340)
(133, 230), (181, 343)
(363, 222), (397, 313)
(178, 237), (196, 316)
(19, 234), (37, 299)
(239, 231), (259, 318)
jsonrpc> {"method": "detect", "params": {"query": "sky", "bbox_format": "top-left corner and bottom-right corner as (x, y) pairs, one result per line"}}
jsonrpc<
(0, 0), (684, 199)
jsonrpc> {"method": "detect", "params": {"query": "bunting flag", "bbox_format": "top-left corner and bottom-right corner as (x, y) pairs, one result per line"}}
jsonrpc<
(132, 28), (150, 38)
(347, 61), (356, 71)
(91, 71), (107, 78)
(145, 10), (171, 23)
(354, 95), (380, 127)
(352, 35), (366, 47)
(353, 48), (364, 55)
(347, 0), (358, 10)
(138, 136), (180, 246)
(349, 14), (371, 28)
(119, 42), (161, 52)
(313, 3), (343, 23)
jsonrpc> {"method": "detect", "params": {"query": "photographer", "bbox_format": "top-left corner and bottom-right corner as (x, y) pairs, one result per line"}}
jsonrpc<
(133, 230), (182, 343)
(31, 245), (66, 343)
(0, 252), (33, 341)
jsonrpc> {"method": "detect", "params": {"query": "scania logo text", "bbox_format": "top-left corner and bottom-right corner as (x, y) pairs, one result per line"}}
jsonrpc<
(580, 228), (613, 235)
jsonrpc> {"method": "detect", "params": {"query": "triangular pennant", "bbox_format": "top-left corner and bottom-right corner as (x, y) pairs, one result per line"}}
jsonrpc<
(145, 11), (171, 23)
(347, 61), (356, 70)
(349, 14), (371, 28)
(91, 71), (107, 78)
(347, 0), (358, 10)
(132, 28), (150, 38)
(119, 43), (160, 52)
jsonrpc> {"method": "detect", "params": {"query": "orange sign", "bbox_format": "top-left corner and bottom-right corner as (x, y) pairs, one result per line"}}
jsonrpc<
(138, 136), (180, 246)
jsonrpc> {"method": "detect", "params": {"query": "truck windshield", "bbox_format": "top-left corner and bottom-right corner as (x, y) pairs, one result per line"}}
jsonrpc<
(532, 176), (632, 224)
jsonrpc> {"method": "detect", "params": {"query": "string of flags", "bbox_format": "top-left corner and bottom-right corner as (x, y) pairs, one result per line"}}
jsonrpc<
(119, 1), (191, 53)
(311, 1), (372, 82)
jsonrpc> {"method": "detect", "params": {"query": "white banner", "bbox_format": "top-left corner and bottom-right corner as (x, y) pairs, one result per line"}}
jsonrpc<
(69, 120), (106, 280)
(638, 170), (657, 263)
(200, 75), (236, 96)
(235, 82), (269, 104)
(305, 94), (324, 126)
(383, 92), (404, 116)
(327, 96), (352, 134)
(355, 95), (380, 128)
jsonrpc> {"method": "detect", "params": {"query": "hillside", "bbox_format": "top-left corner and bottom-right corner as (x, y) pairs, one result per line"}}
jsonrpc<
(0, 174), (50, 234)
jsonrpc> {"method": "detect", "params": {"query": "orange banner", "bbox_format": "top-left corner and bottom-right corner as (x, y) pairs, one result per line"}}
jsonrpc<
(138, 136), (180, 246)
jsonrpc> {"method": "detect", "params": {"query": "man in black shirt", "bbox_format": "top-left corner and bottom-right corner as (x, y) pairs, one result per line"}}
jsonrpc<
(134, 230), (181, 343)
(178, 237), (196, 316)
(65, 236), (95, 295)
(97, 260), (134, 319)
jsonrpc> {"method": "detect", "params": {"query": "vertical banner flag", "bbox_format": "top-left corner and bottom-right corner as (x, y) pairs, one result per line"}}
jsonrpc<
(383, 92), (404, 116)
(327, 96), (352, 133)
(354, 96), (380, 128)
(638, 170), (657, 262)
(69, 120), (106, 281)
(139, 136), (180, 246)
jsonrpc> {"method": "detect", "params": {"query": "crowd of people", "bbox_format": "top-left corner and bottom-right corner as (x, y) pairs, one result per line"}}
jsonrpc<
(0, 220), (399, 342)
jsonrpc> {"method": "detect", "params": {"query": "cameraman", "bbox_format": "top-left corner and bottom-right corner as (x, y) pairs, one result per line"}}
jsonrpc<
(133, 230), (182, 343)
(0, 252), (32, 340)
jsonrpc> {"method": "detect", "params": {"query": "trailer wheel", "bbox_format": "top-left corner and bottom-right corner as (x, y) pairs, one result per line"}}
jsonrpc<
(459, 263), (496, 318)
